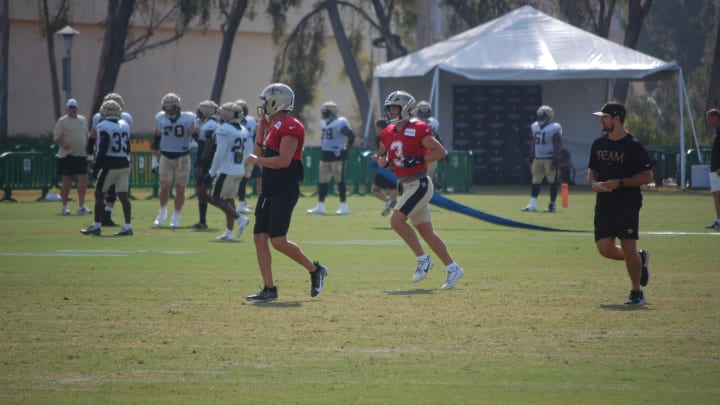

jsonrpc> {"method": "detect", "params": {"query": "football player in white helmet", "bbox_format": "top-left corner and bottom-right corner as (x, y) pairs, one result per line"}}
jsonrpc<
(207, 102), (251, 241)
(372, 89), (465, 289)
(151, 92), (197, 228)
(522, 105), (563, 213)
(88, 92), (134, 226)
(81, 100), (133, 236)
(307, 101), (356, 215)
(235, 98), (260, 214)
(243, 83), (327, 301)
(192, 100), (219, 229)
(415, 100), (442, 185)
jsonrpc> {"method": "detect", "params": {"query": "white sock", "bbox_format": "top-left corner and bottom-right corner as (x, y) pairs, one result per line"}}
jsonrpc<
(159, 205), (167, 215)
(529, 197), (538, 207)
(124, 224), (131, 230)
(446, 262), (459, 272)
(417, 254), (430, 262)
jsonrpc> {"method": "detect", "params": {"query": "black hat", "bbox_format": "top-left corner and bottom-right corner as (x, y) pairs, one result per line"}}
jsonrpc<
(593, 101), (626, 119)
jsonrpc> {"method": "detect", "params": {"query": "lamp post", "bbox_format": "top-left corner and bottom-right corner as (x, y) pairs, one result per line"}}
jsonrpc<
(56, 25), (79, 102)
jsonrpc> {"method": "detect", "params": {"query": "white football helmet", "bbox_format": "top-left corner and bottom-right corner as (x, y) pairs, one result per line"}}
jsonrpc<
(537, 105), (554, 126)
(258, 83), (294, 119)
(321, 101), (338, 121)
(218, 102), (244, 124)
(103, 92), (125, 109)
(100, 100), (122, 120)
(196, 100), (218, 121)
(234, 99), (249, 118)
(384, 90), (416, 123)
(161, 92), (182, 119)
(416, 100), (432, 119)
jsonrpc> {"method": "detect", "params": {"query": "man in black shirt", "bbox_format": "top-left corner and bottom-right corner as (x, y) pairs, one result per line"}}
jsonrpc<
(704, 108), (720, 230)
(587, 102), (653, 306)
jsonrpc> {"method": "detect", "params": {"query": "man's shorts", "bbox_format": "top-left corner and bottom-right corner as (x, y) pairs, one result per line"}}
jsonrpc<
(531, 158), (556, 184)
(58, 155), (87, 176)
(96, 167), (130, 193)
(396, 176), (433, 226)
(159, 154), (191, 186)
(253, 187), (300, 238)
(373, 173), (396, 190)
(212, 173), (243, 200)
(709, 170), (720, 192)
(594, 204), (641, 242)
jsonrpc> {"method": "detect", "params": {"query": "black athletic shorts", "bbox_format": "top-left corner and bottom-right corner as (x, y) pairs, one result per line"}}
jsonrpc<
(594, 203), (641, 242)
(253, 185), (300, 238)
(57, 155), (87, 176)
(373, 173), (396, 190)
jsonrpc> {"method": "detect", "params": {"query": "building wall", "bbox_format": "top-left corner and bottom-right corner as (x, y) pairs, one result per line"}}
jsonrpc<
(8, 1), (369, 145)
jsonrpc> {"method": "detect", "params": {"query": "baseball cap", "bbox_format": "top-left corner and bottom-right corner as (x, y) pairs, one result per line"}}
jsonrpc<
(592, 101), (626, 119)
(66, 98), (78, 108)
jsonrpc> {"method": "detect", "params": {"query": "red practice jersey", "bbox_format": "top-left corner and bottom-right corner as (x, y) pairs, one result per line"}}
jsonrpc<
(381, 118), (432, 178)
(264, 115), (305, 161)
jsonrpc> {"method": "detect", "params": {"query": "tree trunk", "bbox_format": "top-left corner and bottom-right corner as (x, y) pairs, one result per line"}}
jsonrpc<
(0, 0), (8, 144)
(706, 20), (720, 111)
(370, 0), (407, 60)
(210, 0), (248, 103)
(41, 0), (62, 120)
(613, 0), (653, 102)
(92, 0), (135, 117)
(326, 0), (369, 133)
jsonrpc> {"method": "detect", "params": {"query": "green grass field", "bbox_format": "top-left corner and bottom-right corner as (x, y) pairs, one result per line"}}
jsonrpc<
(1, 185), (718, 404)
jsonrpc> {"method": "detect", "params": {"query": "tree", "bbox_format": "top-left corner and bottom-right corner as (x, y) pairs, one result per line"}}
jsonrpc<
(0, 0), (9, 144)
(209, 0), (250, 103)
(706, 20), (720, 111)
(612, 0), (653, 102)
(558, 0), (616, 37)
(91, 0), (211, 116)
(40, 0), (70, 120)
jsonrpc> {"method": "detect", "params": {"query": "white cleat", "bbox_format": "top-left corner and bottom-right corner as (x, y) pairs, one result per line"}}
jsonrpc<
(521, 205), (538, 212)
(169, 213), (180, 228)
(153, 211), (167, 227)
(236, 216), (251, 237)
(412, 257), (434, 282)
(216, 231), (236, 241)
(77, 205), (92, 215)
(441, 266), (464, 289)
(307, 206), (325, 215)
(336, 206), (349, 215)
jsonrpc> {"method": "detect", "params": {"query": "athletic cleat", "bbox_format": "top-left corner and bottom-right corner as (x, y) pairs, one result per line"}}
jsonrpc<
(544, 203), (556, 213)
(61, 207), (71, 216)
(310, 261), (327, 297)
(624, 290), (646, 306)
(170, 214), (180, 228)
(412, 257), (434, 282)
(521, 205), (538, 212)
(101, 216), (117, 227)
(153, 211), (167, 227)
(80, 224), (101, 236)
(441, 266), (464, 289)
(236, 216), (250, 237)
(639, 249), (650, 287)
(114, 228), (133, 236)
(246, 286), (278, 302)
(706, 222), (720, 231)
(77, 205), (92, 215)
(216, 231), (235, 241)
(336, 206), (349, 215)
(236, 203), (252, 214)
(191, 222), (208, 230)
(381, 200), (396, 216)
(307, 205), (325, 215)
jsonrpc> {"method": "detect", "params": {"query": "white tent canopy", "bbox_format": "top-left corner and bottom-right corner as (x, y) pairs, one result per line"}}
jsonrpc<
(370, 6), (698, 187)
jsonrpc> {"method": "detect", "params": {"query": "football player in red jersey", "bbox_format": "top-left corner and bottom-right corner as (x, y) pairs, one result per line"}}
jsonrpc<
(243, 83), (327, 301)
(373, 90), (464, 289)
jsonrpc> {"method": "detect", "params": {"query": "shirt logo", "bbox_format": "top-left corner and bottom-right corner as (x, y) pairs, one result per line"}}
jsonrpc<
(289, 125), (296, 130)
(404, 128), (416, 137)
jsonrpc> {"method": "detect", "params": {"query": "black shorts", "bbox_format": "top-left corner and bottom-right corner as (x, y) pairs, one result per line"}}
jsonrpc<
(58, 155), (87, 176)
(373, 173), (396, 189)
(594, 204), (641, 242)
(253, 186), (300, 238)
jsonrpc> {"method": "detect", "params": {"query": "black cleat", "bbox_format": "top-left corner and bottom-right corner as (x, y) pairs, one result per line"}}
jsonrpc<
(101, 212), (117, 227)
(310, 261), (327, 297)
(114, 228), (134, 236)
(624, 290), (646, 306)
(246, 286), (278, 302)
(80, 225), (101, 236)
(639, 249), (650, 287)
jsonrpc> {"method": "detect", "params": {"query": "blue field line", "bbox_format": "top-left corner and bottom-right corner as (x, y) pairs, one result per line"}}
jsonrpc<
(369, 160), (584, 232)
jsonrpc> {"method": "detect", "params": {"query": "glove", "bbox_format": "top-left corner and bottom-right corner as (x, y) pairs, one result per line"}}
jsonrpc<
(401, 155), (425, 168)
(151, 155), (159, 176)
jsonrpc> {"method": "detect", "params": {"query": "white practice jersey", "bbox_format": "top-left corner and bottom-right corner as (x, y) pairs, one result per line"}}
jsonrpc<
(93, 111), (133, 130)
(531, 121), (562, 159)
(198, 117), (219, 143)
(241, 115), (257, 142)
(155, 111), (196, 153)
(96, 119), (131, 161)
(209, 122), (248, 177)
(320, 116), (351, 152)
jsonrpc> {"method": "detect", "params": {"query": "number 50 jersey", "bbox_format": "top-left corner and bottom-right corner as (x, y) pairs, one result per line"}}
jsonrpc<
(155, 111), (197, 154)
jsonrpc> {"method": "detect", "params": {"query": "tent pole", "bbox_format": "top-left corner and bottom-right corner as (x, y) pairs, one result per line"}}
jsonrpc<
(364, 78), (380, 147)
(430, 67), (439, 114)
(680, 71), (701, 163)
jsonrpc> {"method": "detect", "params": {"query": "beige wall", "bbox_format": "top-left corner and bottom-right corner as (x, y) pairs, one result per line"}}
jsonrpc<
(8, 1), (372, 145)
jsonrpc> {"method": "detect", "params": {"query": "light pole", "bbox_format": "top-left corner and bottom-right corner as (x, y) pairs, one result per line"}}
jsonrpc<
(56, 25), (79, 102)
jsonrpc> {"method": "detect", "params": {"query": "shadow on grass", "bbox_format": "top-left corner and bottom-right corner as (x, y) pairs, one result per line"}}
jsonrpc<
(382, 289), (434, 295)
(599, 304), (653, 311)
(246, 301), (303, 308)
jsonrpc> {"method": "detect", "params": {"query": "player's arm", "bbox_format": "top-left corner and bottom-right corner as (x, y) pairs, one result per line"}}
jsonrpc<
(372, 142), (389, 168)
(341, 126), (356, 149)
(421, 134), (447, 163)
(552, 131), (562, 165)
(253, 119), (270, 157)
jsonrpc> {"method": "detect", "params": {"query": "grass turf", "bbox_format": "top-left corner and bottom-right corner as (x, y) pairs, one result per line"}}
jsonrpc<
(0, 186), (718, 403)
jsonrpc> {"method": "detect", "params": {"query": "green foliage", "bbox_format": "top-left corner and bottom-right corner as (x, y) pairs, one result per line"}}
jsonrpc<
(1, 188), (718, 402)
